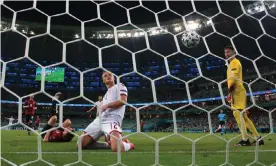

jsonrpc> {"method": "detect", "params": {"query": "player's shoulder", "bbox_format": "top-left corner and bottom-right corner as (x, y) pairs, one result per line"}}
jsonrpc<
(230, 58), (241, 66)
(116, 83), (127, 89)
(118, 82), (126, 86)
(120, 82), (127, 88)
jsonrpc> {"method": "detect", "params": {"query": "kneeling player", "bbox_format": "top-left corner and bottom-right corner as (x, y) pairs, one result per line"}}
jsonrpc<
(42, 115), (75, 142)
(78, 71), (134, 152)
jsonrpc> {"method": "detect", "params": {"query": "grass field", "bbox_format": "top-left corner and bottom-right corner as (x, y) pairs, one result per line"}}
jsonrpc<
(1, 130), (276, 166)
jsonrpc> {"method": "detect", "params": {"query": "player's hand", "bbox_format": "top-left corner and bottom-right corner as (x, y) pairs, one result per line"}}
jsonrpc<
(226, 94), (232, 103)
(101, 104), (108, 112)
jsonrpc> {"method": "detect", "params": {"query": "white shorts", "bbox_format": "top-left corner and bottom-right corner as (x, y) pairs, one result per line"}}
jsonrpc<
(83, 117), (122, 141)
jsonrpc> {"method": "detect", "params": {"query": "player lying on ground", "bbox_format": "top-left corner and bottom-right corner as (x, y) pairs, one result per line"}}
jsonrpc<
(23, 95), (37, 135)
(224, 45), (264, 146)
(42, 115), (75, 142)
(214, 110), (227, 135)
(78, 71), (134, 152)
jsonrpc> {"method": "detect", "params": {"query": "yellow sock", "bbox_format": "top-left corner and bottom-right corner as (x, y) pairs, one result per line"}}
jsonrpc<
(244, 114), (259, 138)
(233, 110), (248, 140)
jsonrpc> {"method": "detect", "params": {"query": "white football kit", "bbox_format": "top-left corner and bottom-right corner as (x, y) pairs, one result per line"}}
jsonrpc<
(8, 118), (15, 125)
(6, 118), (15, 130)
(84, 83), (127, 141)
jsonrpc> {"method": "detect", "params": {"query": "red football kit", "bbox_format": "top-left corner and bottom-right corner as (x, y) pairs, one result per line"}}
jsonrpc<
(24, 99), (36, 115)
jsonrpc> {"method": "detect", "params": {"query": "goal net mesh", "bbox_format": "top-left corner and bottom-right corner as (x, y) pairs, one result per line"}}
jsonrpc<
(1, 0), (276, 166)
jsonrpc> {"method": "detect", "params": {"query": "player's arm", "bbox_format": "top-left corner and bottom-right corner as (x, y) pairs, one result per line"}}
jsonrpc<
(87, 106), (96, 112)
(43, 131), (51, 142)
(102, 84), (128, 111)
(106, 94), (127, 110)
(23, 100), (29, 108)
(227, 61), (240, 93)
(226, 61), (240, 103)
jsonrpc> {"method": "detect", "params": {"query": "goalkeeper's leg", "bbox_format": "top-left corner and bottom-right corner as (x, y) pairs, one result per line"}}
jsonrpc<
(243, 114), (264, 145)
(233, 110), (250, 145)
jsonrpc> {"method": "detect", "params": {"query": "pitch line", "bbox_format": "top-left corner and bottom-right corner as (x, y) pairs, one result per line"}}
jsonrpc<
(2, 150), (276, 155)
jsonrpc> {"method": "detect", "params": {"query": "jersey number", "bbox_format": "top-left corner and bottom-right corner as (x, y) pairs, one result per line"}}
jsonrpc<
(110, 122), (119, 130)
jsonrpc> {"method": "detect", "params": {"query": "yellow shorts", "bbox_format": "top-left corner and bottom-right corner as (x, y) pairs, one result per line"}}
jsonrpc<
(231, 88), (247, 110)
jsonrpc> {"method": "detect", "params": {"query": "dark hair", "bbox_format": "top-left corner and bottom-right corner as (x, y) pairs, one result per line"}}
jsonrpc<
(63, 130), (75, 142)
(224, 45), (234, 51)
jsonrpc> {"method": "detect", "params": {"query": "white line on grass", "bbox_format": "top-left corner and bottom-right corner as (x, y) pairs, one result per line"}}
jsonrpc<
(2, 150), (276, 155)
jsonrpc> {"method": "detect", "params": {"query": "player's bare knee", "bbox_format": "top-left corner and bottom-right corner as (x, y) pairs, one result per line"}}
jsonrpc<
(63, 119), (71, 127)
(51, 116), (57, 122)
(66, 119), (71, 125)
(48, 116), (57, 126)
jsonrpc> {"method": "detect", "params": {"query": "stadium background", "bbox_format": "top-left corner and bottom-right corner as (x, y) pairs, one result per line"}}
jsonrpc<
(1, 0), (276, 166)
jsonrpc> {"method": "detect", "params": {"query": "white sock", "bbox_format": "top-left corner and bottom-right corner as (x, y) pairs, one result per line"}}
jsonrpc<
(123, 142), (131, 152)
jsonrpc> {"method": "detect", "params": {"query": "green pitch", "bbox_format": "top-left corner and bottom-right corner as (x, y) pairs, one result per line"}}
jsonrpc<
(1, 130), (276, 166)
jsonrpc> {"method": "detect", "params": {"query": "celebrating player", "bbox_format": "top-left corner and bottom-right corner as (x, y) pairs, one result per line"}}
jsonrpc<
(87, 96), (103, 117)
(5, 116), (17, 130)
(78, 71), (134, 152)
(42, 115), (75, 142)
(214, 110), (227, 135)
(23, 95), (37, 135)
(224, 45), (263, 146)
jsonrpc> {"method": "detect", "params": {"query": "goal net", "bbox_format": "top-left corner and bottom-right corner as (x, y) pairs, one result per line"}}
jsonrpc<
(1, 0), (276, 166)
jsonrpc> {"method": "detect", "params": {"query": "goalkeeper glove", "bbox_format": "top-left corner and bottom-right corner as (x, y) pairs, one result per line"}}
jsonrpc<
(226, 93), (232, 104)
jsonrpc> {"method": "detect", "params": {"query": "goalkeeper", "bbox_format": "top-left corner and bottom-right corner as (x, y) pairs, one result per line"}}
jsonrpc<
(224, 45), (264, 146)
